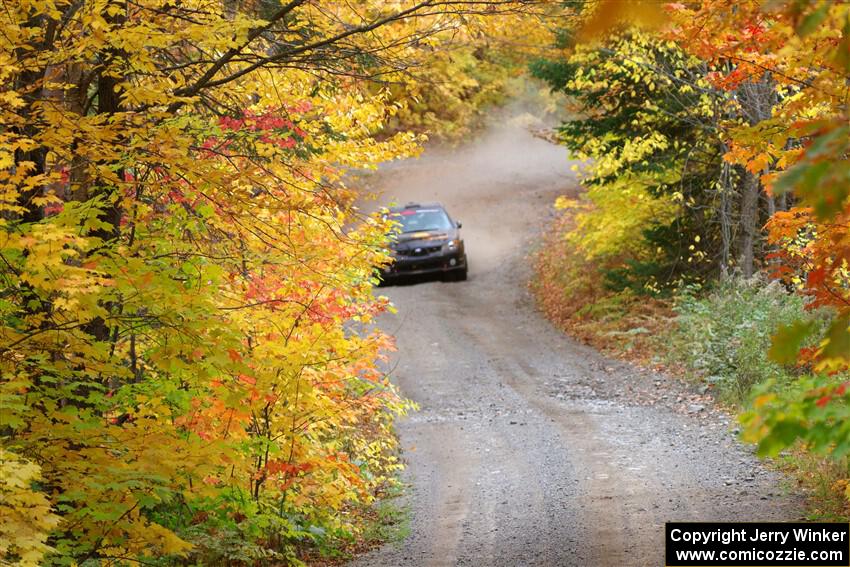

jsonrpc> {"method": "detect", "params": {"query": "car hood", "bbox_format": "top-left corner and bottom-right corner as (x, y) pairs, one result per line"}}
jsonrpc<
(391, 228), (458, 248)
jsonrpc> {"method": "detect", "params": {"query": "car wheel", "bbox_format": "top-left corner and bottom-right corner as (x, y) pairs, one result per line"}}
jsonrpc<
(447, 263), (467, 281)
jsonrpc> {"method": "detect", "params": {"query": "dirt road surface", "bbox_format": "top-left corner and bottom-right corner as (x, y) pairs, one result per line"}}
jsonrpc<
(350, 108), (802, 567)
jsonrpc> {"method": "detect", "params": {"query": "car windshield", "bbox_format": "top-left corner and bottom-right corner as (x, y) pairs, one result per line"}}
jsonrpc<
(390, 208), (453, 233)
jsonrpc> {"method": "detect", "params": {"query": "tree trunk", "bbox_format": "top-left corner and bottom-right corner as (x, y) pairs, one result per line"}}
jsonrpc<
(81, 2), (127, 345)
(733, 72), (777, 277)
(718, 153), (733, 279)
(736, 166), (759, 277)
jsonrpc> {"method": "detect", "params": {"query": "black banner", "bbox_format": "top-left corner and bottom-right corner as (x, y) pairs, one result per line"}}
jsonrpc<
(666, 522), (850, 567)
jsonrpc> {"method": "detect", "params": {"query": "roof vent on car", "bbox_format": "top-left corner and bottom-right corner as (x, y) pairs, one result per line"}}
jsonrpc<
(404, 202), (420, 208)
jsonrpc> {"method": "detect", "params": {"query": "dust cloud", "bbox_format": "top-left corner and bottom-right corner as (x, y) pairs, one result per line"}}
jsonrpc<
(357, 98), (579, 273)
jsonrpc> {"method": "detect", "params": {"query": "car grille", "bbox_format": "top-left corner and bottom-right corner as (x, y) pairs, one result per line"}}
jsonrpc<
(397, 245), (442, 257)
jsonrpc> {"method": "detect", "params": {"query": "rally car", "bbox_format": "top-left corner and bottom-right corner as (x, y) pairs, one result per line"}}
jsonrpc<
(380, 202), (468, 282)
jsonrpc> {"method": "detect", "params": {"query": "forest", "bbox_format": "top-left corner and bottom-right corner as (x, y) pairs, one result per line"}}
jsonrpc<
(1, 0), (849, 565)
(532, 0), (850, 521)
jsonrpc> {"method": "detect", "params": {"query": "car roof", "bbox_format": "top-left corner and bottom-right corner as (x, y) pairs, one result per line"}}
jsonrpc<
(387, 201), (446, 212)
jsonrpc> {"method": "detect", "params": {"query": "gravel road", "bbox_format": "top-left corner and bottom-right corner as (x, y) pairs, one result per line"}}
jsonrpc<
(350, 108), (803, 567)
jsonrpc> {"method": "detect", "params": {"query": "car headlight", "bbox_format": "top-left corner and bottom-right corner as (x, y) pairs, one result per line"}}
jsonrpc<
(445, 239), (458, 249)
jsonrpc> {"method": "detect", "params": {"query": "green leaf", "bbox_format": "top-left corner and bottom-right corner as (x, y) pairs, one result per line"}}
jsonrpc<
(820, 315), (850, 365)
(768, 319), (816, 365)
(757, 419), (805, 457)
(796, 2), (830, 37)
(772, 162), (806, 196)
(805, 125), (849, 159)
(835, 15), (850, 71)
(776, 155), (850, 220)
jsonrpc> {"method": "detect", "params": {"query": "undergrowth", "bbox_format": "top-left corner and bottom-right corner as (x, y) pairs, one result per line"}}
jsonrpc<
(778, 453), (850, 521)
(530, 209), (674, 363)
(665, 278), (831, 405)
(298, 482), (410, 565)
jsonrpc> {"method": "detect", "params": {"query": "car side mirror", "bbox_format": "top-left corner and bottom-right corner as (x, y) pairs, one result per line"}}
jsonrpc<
(456, 221), (462, 229)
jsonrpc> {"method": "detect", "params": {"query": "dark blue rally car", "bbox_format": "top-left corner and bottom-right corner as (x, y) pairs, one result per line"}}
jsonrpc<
(380, 202), (467, 281)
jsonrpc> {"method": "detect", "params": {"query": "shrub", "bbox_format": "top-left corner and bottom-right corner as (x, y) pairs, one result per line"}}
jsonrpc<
(667, 277), (829, 403)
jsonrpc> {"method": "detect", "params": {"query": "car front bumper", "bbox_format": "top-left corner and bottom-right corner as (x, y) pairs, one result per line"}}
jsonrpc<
(383, 250), (467, 278)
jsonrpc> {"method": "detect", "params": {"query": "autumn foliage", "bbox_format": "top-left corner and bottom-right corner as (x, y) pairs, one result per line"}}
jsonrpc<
(4, 0), (850, 561)
(659, 1), (850, 458)
(0, 1), (559, 565)
(535, 0), (850, 503)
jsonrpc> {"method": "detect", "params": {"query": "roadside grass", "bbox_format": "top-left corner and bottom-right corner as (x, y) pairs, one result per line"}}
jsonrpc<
(778, 452), (850, 521)
(359, 484), (412, 546)
(299, 482), (411, 566)
(531, 208), (849, 522)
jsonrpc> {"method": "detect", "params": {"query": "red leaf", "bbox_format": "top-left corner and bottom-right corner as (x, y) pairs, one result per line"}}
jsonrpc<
(806, 267), (827, 288)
